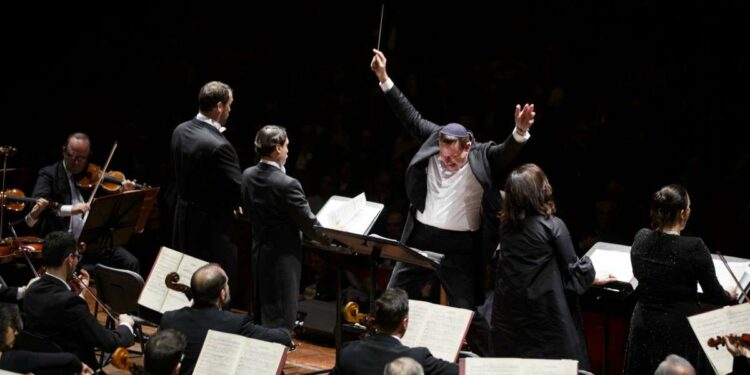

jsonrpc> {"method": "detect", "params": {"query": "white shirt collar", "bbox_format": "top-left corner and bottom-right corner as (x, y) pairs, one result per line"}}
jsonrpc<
(196, 112), (226, 133)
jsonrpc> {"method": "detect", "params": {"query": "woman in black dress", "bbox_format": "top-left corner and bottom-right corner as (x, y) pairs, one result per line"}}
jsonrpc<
(490, 163), (613, 369)
(0, 304), (92, 374)
(624, 184), (735, 374)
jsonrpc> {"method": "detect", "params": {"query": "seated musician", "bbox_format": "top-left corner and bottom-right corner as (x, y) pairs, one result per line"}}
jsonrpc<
(22, 231), (136, 369)
(24, 132), (140, 272)
(0, 303), (94, 374)
(158, 263), (292, 375)
(144, 328), (187, 375)
(332, 288), (458, 375)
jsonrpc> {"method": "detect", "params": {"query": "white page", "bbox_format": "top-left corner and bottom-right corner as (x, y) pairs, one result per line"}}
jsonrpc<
(342, 204), (381, 234)
(161, 253), (209, 313)
(401, 300), (472, 362)
(588, 248), (633, 282)
(318, 193), (365, 231)
(234, 337), (288, 375)
(193, 330), (243, 374)
(688, 303), (750, 375)
(138, 246), (183, 312)
(463, 358), (578, 375)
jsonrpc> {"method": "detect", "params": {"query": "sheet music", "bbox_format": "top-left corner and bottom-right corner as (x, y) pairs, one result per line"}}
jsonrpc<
(138, 246), (208, 313)
(194, 330), (287, 375)
(688, 303), (750, 375)
(462, 358), (578, 375)
(316, 193), (383, 235)
(588, 248), (634, 283)
(401, 300), (473, 362)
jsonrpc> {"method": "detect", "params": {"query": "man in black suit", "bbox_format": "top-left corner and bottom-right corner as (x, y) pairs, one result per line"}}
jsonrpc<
(370, 49), (535, 355)
(333, 288), (457, 375)
(171, 81), (242, 292)
(241, 125), (329, 329)
(159, 263), (292, 375)
(23, 231), (135, 369)
(25, 132), (140, 272)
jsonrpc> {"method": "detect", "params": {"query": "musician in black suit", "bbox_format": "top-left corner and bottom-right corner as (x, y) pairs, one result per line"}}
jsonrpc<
(159, 263), (292, 375)
(333, 288), (457, 375)
(171, 81), (242, 292)
(22, 231), (135, 369)
(241, 125), (329, 329)
(25, 132), (140, 272)
(370, 49), (534, 355)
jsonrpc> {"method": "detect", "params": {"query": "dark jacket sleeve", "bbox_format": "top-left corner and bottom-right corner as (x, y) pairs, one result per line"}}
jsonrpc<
(284, 178), (329, 244)
(418, 348), (459, 375)
(384, 84), (442, 142)
(69, 295), (135, 351)
(238, 315), (293, 347)
(484, 134), (525, 174)
(694, 239), (732, 305)
(0, 285), (19, 303)
(31, 165), (56, 199)
(733, 355), (750, 375)
(551, 218), (595, 295)
(0, 350), (82, 374)
(212, 142), (243, 207)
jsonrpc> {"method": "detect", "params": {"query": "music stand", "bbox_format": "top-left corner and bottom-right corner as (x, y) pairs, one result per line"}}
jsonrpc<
(306, 227), (443, 373)
(78, 188), (158, 255)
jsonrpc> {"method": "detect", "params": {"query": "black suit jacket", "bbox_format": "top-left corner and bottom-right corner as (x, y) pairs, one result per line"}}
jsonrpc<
(30, 161), (83, 236)
(333, 334), (458, 375)
(160, 305), (292, 375)
(0, 285), (19, 303)
(170, 118), (242, 279)
(241, 162), (327, 328)
(384, 84), (524, 262)
(22, 274), (134, 368)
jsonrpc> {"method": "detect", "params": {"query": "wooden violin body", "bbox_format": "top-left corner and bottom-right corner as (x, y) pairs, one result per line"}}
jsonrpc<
(0, 189), (61, 212)
(0, 236), (43, 263)
(707, 333), (750, 350)
(76, 163), (144, 192)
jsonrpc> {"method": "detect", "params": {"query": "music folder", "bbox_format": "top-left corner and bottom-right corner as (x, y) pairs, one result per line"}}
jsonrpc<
(78, 187), (159, 254)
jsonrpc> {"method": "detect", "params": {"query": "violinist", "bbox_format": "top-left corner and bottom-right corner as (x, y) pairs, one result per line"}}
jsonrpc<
(22, 231), (135, 370)
(159, 263), (292, 375)
(0, 304), (94, 374)
(24, 132), (140, 272)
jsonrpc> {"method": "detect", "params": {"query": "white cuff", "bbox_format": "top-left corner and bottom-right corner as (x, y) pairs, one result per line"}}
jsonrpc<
(512, 127), (531, 143)
(58, 205), (73, 217)
(379, 78), (394, 92)
(120, 322), (135, 336)
(16, 286), (25, 300)
(25, 214), (38, 228)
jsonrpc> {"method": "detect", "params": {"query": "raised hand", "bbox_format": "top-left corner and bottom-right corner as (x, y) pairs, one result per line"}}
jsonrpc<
(370, 49), (389, 83)
(514, 103), (536, 134)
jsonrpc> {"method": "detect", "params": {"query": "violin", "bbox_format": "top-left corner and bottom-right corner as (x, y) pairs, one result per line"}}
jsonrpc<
(0, 188), (61, 212)
(165, 272), (192, 300)
(75, 163), (145, 192)
(111, 347), (145, 374)
(0, 236), (43, 273)
(707, 333), (750, 349)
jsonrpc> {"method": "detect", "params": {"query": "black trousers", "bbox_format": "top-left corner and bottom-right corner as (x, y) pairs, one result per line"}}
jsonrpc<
(387, 220), (490, 356)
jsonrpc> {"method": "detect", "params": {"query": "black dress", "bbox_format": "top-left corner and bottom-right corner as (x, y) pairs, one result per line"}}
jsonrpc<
(491, 215), (594, 369)
(0, 350), (82, 374)
(624, 229), (732, 375)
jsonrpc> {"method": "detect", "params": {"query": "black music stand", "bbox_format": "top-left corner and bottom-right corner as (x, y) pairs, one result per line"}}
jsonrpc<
(306, 227), (443, 373)
(78, 188), (158, 255)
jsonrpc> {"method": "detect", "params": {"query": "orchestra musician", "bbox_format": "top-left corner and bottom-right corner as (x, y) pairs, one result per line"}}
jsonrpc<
(0, 303), (94, 374)
(144, 328), (187, 375)
(332, 288), (457, 375)
(22, 231), (135, 370)
(159, 263), (292, 375)
(23, 132), (140, 272)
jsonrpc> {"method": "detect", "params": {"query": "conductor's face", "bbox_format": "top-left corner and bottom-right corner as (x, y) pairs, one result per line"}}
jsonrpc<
(438, 140), (470, 172)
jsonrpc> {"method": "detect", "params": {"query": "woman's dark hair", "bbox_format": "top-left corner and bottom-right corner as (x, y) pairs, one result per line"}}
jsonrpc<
(500, 163), (556, 230)
(0, 304), (21, 351)
(650, 184), (689, 229)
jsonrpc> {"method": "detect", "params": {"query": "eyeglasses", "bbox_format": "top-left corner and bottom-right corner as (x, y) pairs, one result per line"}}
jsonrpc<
(63, 150), (89, 162)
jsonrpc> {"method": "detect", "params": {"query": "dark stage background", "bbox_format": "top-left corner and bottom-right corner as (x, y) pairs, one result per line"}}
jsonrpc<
(2, 2), (749, 265)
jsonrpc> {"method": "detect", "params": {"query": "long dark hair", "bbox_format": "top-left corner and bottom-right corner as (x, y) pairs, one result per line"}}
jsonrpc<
(650, 184), (689, 230)
(500, 163), (556, 230)
(0, 304), (20, 351)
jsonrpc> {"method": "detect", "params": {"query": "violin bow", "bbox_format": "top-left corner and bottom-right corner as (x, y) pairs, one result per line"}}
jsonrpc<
(717, 250), (750, 303)
(81, 141), (118, 228)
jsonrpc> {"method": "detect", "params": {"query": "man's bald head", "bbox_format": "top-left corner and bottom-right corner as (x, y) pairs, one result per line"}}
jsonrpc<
(190, 263), (228, 307)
